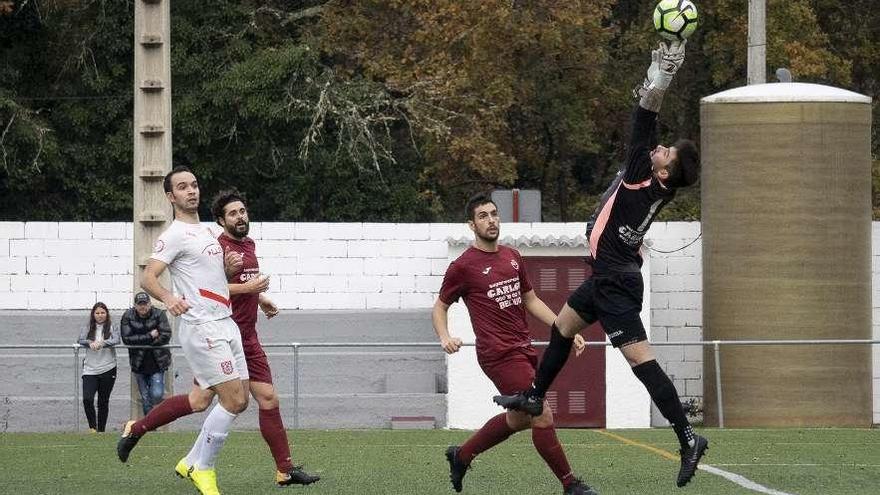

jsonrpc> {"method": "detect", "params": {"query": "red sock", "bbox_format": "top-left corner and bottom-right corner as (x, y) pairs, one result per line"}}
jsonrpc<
(132, 394), (193, 437)
(532, 425), (575, 487)
(259, 407), (294, 472)
(458, 413), (515, 464)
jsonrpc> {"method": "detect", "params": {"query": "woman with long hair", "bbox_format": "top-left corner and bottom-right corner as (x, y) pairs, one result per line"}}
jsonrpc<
(77, 301), (120, 432)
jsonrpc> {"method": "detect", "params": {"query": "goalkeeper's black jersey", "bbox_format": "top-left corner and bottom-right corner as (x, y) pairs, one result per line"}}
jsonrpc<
(586, 106), (676, 273)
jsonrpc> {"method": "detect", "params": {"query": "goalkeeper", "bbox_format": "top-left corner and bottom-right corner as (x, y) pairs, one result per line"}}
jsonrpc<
(494, 40), (707, 488)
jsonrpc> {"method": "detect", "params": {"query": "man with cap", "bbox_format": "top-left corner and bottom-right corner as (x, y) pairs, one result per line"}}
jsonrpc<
(120, 292), (173, 415)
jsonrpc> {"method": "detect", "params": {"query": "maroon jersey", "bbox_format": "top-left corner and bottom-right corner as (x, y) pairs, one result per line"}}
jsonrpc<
(439, 245), (533, 360)
(217, 233), (259, 342)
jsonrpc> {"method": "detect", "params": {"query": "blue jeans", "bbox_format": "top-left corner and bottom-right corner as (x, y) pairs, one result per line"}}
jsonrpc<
(134, 371), (166, 415)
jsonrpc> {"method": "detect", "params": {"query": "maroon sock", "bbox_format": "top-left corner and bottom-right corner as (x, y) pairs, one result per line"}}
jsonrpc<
(131, 394), (193, 437)
(458, 413), (515, 464)
(532, 425), (575, 487)
(259, 407), (294, 472)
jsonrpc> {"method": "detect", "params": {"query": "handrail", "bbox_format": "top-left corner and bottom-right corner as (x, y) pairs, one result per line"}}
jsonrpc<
(4, 338), (879, 350)
(3, 339), (878, 431)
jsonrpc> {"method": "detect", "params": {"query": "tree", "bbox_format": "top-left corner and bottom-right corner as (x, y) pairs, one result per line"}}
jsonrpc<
(0, 1), (875, 221)
(0, 0), (134, 220)
(318, 1), (615, 221)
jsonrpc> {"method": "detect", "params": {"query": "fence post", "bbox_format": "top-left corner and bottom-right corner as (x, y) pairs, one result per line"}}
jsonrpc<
(292, 343), (300, 429)
(73, 345), (80, 432)
(713, 341), (724, 428)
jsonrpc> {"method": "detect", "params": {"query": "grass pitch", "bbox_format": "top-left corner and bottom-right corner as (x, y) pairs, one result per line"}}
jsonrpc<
(0, 428), (878, 494)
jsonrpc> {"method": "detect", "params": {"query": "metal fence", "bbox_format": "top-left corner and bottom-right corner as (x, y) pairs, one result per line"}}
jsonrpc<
(1, 339), (877, 431)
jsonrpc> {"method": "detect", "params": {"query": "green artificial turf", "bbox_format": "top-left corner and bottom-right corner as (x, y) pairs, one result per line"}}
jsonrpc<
(0, 428), (877, 494)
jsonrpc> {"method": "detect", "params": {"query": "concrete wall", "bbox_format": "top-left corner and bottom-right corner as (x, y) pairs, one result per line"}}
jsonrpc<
(0, 221), (876, 424)
(0, 309), (445, 432)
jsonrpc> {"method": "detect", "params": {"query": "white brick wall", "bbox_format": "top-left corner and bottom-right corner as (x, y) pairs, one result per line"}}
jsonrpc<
(644, 222), (704, 425)
(0, 222), (450, 311)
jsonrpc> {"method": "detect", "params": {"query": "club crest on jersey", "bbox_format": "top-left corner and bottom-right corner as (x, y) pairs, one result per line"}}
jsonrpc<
(153, 239), (165, 253)
(510, 259), (519, 270)
(220, 360), (234, 375)
(202, 243), (223, 256)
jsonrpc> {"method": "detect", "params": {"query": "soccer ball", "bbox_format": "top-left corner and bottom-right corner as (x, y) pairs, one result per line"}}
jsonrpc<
(653, 0), (699, 41)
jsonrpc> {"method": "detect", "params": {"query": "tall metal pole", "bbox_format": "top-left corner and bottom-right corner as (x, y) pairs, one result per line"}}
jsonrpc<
(132, 0), (173, 420)
(74, 346), (80, 431)
(747, 0), (766, 84)
(713, 341), (724, 428)
(293, 344), (300, 429)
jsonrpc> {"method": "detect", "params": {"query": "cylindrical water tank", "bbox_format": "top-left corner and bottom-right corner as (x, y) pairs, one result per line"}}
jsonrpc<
(701, 83), (873, 427)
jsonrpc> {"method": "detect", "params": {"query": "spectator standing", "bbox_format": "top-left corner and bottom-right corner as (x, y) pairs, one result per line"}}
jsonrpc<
(121, 292), (172, 415)
(77, 302), (120, 432)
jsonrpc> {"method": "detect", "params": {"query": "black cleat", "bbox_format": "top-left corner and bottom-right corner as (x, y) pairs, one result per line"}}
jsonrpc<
(445, 445), (469, 492)
(492, 392), (544, 416)
(116, 420), (141, 463)
(565, 478), (599, 495)
(676, 434), (709, 487)
(276, 465), (321, 486)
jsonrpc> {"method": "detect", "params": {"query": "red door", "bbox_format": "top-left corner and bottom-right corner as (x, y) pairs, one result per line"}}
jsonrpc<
(524, 256), (605, 428)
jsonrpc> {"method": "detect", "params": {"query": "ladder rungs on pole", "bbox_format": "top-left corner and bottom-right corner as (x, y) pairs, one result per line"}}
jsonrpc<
(139, 124), (165, 135)
(140, 34), (163, 46)
(138, 211), (167, 223)
(138, 168), (166, 178)
(140, 79), (164, 90)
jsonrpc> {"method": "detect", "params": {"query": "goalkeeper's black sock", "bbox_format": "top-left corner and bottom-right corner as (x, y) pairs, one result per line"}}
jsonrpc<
(527, 324), (574, 399)
(632, 359), (693, 449)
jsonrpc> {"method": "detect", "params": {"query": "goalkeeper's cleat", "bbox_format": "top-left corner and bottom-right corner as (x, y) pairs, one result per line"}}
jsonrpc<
(676, 434), (709, 487)
(445, 445), (469, 493)
(276, 466), (321, 486)
(492, 392), (544, 416)
(189, 468), (221, 495)
(116, 420), (141, 462)
(564, 478), (600, 495)
(175, 458), (193, 479)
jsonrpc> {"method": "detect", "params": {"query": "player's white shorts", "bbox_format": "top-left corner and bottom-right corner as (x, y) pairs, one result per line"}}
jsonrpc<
(179, 316), (249, 388)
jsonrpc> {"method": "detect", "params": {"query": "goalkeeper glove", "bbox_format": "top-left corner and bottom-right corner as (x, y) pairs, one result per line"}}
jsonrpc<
(651, 40), (686, 90)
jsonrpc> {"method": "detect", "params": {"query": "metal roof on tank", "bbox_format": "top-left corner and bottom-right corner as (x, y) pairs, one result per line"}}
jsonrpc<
(701, 82), (871, 104)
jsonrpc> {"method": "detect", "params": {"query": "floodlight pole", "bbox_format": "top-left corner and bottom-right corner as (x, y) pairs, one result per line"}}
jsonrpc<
(747, 0), (767, 84)
(132, 0), (173, 420)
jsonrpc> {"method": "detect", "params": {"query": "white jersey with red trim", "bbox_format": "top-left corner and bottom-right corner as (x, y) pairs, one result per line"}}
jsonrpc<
(150, 220), (232, 324)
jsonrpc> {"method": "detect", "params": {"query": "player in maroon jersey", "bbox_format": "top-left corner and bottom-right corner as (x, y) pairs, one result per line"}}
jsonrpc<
(212, 190), (320, 487)
(434, 193), (596, 495)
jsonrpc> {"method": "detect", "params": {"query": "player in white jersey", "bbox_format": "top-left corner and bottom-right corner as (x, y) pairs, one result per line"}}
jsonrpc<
(120, 166), (249, 495)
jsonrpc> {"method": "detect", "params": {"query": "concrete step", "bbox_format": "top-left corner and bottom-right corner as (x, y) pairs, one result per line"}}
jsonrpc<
(0, 393), (447, 432)
(391, 415), (436, 429)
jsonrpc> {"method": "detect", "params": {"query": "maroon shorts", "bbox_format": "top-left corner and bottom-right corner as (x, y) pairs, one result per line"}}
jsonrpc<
(243, 339), (273, 385)
(478, 346), (538, 395)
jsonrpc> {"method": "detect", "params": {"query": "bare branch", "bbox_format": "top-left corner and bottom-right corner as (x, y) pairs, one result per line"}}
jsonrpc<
(254, 2), (330, 25)
(30, 124), (47, 172)
(0, 110), (16, 172)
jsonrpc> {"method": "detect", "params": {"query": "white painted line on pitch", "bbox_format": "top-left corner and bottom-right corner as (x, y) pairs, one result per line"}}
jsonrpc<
(713, 463), (880, 467)
(595, 430), (797, 495)
(699, 465), (796, 495)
